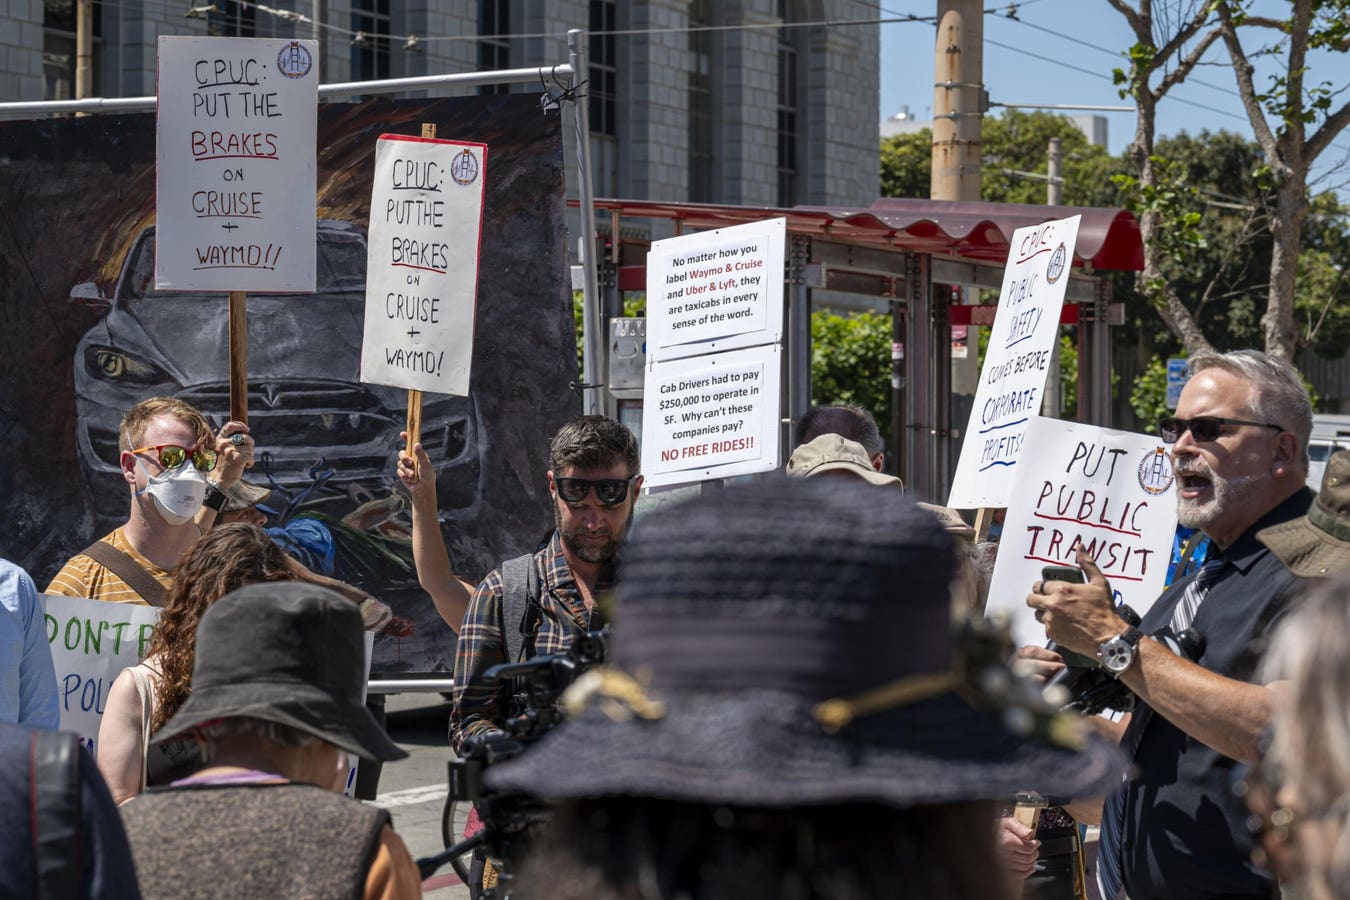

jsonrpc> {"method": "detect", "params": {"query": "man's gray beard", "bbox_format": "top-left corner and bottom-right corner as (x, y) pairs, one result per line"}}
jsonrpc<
(1176, 470), (1268, 531)
(555, 503), (634, 564)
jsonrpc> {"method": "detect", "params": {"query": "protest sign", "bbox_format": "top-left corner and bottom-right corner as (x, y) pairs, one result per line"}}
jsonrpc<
(948, 215), (1081, 509)
(360, 134), (487, 396)
(640, 345), (782, 488)
(42, 594), (160, 749)
(645, 219), (785, 361)
(155, 36), (318, 291)
(983, 416), (1178, 649)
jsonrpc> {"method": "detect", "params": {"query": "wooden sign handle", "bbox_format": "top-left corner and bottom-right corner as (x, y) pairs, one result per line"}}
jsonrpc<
(974, 507), (998, 543)
(403, 122), (437, 476)
(228, 290), (248, 424)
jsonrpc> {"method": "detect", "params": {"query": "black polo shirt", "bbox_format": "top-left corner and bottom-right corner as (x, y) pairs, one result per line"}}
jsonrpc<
(1119, 487), (1311, 900)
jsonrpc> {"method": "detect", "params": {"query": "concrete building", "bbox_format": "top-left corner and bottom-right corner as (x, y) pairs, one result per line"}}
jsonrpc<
(3, 1), (880, 210)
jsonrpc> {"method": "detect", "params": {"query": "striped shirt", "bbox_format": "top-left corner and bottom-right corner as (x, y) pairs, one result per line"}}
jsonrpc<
(450, 531), (612, 752)
(45, 528), (174, 606)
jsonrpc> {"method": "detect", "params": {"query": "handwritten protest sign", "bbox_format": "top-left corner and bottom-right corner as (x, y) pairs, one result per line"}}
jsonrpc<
(983, 417), (1178, 649)
(645, 219), (785, 361)
(640, 345), (781, 487)
(155, 36), (318, 291)
(42, 594), (160, 748)
(360, 134), (487, 396)
(948, 215), (1081, 509)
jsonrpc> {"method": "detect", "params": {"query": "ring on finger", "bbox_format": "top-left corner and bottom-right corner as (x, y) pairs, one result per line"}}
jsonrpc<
(230, 433), (247, 447)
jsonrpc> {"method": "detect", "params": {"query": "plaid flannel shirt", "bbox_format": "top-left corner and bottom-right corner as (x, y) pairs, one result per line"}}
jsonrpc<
(449, 531), (612, 752)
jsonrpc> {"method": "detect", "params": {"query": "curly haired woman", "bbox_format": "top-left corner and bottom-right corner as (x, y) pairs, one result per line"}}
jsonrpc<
(96, 524), (294, 804)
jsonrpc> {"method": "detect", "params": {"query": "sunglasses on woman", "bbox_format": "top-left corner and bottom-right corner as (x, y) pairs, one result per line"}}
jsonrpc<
(130, 443), (218, 473)
(554, 475), (638, 507)
(1157, 416), (1284, 444)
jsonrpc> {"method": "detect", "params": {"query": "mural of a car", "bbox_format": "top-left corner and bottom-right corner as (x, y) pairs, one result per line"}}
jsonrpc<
(71, 220), (482, 525)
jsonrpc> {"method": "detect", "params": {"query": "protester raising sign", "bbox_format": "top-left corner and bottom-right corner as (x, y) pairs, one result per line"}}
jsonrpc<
(983, 416), (1178, 650)
(948, 216), (1081, 509)
(360, 134), (487, 397)
(42, 594), (160, 749)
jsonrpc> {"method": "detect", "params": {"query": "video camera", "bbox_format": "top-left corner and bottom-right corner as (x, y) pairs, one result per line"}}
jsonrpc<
(418, 629), (609, 897)
(1046, 605), (1204, 716)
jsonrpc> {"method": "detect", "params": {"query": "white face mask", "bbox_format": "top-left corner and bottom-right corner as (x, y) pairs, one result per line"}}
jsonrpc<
(135, 458), (207, 526)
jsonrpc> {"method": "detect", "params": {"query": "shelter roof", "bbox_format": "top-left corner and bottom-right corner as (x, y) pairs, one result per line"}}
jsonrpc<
(585, 197), (1144, 271)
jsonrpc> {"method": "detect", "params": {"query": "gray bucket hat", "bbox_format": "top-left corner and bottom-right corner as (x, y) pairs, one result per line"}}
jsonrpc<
(486, 477), (1122, 809)
(154, 583), (407, 762)
(1259, 449), (1350, 577)
(786, 434), (902, 488)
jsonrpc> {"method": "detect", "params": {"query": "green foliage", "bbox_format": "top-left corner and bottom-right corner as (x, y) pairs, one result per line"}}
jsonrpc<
(1129, 355), (1174, 427)
(879, 128), (932, 198)
(573, 292), (646, 369)
(810, 310), (892, 443)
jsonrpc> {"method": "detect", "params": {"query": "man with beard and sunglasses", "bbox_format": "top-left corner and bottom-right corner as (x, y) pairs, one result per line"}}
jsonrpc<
(1023, 350), (1313, 900)
(47, 396), (254, 606)
(449, 415), (641, 753)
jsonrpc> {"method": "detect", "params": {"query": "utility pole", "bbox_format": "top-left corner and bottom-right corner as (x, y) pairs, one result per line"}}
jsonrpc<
(75, 0), (93, 103)
(1041, 136), (1063, 417)
(930, 0), (983, 201)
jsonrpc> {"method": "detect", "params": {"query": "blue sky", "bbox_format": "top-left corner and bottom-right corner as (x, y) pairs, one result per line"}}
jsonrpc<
(878, 1), (1350, 188)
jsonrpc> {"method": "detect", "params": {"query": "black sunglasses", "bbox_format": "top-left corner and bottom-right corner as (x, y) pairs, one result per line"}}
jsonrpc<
(555, 475), (638, 506)
(1158, 415), (1284, 444)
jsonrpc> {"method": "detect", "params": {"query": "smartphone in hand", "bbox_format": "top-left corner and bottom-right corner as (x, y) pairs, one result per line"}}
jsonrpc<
(1041, 564), (1085, 585)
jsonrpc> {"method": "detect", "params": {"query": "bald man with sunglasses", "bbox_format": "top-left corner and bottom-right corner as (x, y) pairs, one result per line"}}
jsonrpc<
(1022, 350), (1313, 900)
(449, 415), (642, 753)
(48, 396), (254, 606)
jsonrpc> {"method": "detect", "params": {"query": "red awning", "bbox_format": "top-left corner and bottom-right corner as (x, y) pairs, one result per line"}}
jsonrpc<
(581, 197), (1144, 271)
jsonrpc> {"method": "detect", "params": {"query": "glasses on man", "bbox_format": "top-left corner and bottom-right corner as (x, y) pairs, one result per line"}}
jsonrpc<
(554, 475), (638, 507)
(1158, 415), (1284, 444)
(130, 443), (218, 473)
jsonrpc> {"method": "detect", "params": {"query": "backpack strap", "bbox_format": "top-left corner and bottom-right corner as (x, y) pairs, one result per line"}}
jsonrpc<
(500, 554), (543, 663)
(81, 539), (167, 607)
(31, 730), (82, 900)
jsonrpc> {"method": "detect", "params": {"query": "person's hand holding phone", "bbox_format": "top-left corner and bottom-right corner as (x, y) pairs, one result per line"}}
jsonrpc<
(1026, 546), (1124, 659)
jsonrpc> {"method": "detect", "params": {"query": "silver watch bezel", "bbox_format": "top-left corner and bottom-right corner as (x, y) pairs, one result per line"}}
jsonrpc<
(1099, 630), (1138, 676)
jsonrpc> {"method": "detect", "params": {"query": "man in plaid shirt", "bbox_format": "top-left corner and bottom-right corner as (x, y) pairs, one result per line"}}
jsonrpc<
(450, 415), (642, 752)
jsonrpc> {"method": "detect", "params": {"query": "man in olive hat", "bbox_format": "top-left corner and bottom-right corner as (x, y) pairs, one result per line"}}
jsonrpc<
(1258, 448), (1350, 577)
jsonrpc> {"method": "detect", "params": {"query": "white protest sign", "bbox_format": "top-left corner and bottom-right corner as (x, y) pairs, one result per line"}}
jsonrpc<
(948, 215), (1081, 509)
(645, 219), (785, 362)
(360, 134), (487, 395)
(155, 36), (317, 291)
(983, 417), (1178, 650)
(641, 345), (782, 488)
(42, 595), (160, 749)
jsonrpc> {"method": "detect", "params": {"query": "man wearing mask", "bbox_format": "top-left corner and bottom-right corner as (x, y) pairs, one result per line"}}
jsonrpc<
(450, 414), (641, 752)
(47, 397), (253, 606)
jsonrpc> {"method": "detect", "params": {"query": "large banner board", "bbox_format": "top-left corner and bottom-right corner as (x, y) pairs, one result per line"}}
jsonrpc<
(361, 134), (487, 396)
(0, 96), (575, 677)
(984, 417), (1178, 649)
(948, 216), (1081, 509)
(155, 36), (318, 292)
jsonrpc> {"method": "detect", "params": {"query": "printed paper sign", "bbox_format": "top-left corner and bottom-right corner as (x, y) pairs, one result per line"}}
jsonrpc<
(641, 345), (782, 488)
(948, 215), (1081, 509)
(983, 417), (1178, 650)
(155, 36), (318, 291)
(42, 594), (160, 749)
(360, 134), (487, 395)
(645, 218), (785, 362)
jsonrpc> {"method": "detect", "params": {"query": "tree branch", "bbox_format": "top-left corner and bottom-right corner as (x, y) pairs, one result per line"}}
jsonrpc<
(1153, 5), (1217, 67)
(1106, 0), (1145, 37)
(1215, 3), (1285, 172)
(1154, 27), (1224, 100)
(1306, 101), (1350, 163)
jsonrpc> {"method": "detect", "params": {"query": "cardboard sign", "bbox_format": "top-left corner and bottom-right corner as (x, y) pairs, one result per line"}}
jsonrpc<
(645, 219), (785, 362)
(42, 594), (160, 749)
(360, 134), (487, 395)
(641, 345), (782, 488)
(983, 417), (1178, 649)
(948, 215), (1081, 509)
(155, 36), (318, 291)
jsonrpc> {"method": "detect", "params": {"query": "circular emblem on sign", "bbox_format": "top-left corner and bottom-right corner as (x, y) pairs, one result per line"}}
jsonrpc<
(450, 149), (480, 186)
(1138, 447), (1176, 495)
(1045, 243), (1067, 284)
(277, 42), (313, 79)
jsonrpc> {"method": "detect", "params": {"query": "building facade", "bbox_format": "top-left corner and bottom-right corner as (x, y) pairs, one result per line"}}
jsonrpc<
(3, 0), (879, 210)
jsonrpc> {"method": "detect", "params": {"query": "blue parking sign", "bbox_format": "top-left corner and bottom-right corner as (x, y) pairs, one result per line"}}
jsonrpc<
(1166, 358), (1189, 410)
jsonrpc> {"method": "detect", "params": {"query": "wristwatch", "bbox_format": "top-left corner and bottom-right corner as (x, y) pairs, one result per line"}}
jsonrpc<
(1098, 625), (1143, 677)
(202, 480), (228, 512)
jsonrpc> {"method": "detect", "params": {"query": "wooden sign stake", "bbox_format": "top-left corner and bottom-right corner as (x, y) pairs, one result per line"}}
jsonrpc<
(974, 506), (998, 542)
(228, 290), (248, 424)
(404, 122), (437, 476)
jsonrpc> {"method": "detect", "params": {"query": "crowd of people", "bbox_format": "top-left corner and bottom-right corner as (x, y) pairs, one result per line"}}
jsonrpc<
(2, 347), (1350, 898)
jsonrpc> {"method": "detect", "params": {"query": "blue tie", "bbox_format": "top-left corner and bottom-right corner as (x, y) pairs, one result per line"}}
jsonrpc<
(1095, 558), (1226, 899)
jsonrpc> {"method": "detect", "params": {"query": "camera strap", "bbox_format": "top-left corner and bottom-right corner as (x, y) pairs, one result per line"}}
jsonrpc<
(501, 553), (542, 662)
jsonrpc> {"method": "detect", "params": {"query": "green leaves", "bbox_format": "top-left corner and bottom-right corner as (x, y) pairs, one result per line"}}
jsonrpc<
(810, 310), (893, 442)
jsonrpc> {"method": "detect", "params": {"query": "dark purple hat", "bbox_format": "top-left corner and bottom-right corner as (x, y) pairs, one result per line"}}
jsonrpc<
(486, 477), (1122, 808)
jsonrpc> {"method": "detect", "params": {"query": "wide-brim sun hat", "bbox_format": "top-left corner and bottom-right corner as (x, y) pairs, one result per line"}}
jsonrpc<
(486, 477), (1122, 808)
(220, 478), (272, 513)
(154, 582), (407, 763)
(1258, 449), (1350, 577)
(786, 434), (902, 489)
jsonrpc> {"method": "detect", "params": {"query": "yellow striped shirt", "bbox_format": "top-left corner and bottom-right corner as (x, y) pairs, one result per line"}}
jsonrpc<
(45, 528), (174, 606)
